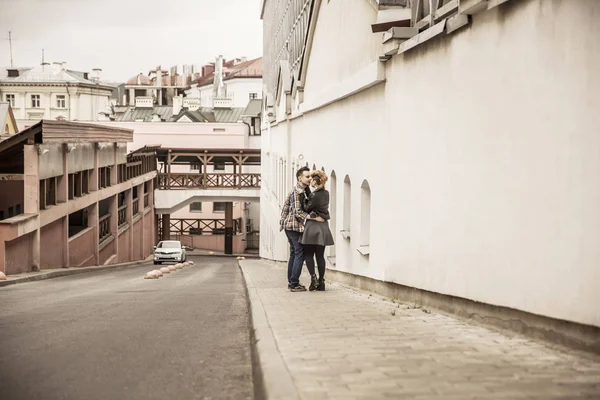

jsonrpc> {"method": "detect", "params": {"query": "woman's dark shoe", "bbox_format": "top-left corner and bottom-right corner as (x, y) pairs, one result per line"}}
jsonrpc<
(317, 277), (325, 291)
(309, 274), (318, 291)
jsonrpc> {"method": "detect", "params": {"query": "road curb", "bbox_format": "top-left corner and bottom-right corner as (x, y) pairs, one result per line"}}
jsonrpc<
(0, 259), (152, 288)
(238, 261), (300, 400)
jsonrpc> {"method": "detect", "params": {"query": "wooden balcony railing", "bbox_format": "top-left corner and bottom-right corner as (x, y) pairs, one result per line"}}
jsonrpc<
(158, 173), (261, 189)
(118, 205), (127, 227)
(159, 217), (243, 237)
(99, 213), (111, 243)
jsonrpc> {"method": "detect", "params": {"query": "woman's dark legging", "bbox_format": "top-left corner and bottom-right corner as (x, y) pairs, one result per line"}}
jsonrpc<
(304, 244), (326, 278)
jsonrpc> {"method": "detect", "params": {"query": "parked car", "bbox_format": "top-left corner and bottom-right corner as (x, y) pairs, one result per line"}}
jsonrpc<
(153, 240), (187, 265)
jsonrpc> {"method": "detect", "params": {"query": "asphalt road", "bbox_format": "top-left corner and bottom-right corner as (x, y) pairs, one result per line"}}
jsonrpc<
(0, 257), (254, 400)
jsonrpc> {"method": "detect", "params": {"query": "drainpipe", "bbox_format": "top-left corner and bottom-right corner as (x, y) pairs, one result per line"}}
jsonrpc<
(65, 84), (72, 120)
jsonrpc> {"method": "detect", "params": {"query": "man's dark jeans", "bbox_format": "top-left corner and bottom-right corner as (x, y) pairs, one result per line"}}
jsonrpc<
(285, 230), (304, 287)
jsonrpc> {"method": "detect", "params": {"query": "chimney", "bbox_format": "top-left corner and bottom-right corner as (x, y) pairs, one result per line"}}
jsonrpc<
(173, 95), (183, 115)
(202, 63), (215, 77)
(92, 68), (102, 82)
(156, 66), (162, 88)
(214, 55), (224, 99)
(52, 62), (62, 74)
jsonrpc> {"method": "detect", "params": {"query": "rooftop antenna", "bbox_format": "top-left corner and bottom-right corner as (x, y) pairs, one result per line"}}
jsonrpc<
(8, 31), (13, 67)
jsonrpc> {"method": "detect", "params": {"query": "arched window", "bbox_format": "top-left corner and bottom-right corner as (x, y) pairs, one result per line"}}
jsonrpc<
(329, 171), (337, 261)
(359, 180), (371, 256)
(342, 175), (351, 239)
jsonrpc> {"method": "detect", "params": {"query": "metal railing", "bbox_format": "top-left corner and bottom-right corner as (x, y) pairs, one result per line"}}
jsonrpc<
(99, 213), (111, 242)
(118, 205), (127, 227)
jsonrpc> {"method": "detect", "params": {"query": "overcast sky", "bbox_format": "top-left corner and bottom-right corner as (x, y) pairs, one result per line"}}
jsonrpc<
(0, 0), (263, 82)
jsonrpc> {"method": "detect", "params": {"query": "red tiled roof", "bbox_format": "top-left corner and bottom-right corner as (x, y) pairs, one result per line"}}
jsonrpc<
(126, 73), (152, 86)
(192, 57), (262, 88)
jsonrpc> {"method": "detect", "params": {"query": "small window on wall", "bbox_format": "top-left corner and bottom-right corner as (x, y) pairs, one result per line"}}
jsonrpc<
(5, 94), (15, 107)
(359, 180), (371, 256)
(31, 94), (41, 108)
(56, 95), (66, 108)
(341, 175), (351, 239)
(214, 164), (225, 171)
(249, 92), (258, 100)
(213, 202), (226, 212)
(190, 202), (202, 212)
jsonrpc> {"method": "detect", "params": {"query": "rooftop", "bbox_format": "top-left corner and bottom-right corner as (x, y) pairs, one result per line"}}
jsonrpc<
(0, 65), (114, 89)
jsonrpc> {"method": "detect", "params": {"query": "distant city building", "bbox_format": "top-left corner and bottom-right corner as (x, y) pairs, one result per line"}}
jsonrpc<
(0, 63), (115, 130)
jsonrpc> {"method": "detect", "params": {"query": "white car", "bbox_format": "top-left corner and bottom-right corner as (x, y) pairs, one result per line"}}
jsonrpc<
(153, 240), (187, 265)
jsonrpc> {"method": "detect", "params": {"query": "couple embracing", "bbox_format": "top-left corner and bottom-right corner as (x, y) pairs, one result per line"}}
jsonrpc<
(279, 167), (335, 292)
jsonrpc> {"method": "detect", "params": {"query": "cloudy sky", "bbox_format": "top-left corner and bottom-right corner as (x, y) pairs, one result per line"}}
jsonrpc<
(0, 0), (263, 82)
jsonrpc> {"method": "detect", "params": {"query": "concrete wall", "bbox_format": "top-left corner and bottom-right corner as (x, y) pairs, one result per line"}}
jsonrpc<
(69, 228), (95, 267)
(118, 229), (130, 263)
(191, 234), (245, 254)
(40, 218), (64, 269)
(5, 231), (33, 274)
(261, 0), (600, 327)
(133, 217), (143, 260)
(99, 240), (114, 265)
(91, 122), (249, 153)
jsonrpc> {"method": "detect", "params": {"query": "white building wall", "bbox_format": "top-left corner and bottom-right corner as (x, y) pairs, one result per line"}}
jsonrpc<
(261, 0), (600, 327)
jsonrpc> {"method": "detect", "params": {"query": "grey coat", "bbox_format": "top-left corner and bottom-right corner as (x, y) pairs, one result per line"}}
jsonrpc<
(300, 188), (335, 246)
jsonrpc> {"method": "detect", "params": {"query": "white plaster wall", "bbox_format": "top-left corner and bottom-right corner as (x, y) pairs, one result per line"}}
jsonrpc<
(261, 0), (600, 327)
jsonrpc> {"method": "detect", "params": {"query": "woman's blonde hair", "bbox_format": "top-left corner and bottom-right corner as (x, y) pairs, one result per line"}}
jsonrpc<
(310, 170), (328, 189)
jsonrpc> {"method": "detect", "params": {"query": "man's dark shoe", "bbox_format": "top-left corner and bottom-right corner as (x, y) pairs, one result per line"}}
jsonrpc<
(289, 285), (307, 292)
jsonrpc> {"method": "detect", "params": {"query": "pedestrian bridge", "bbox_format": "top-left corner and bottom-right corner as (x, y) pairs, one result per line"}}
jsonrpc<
(153, 147), (261, 254)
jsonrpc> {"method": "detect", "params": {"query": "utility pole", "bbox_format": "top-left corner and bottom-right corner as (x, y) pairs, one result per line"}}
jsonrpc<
(8, 31), (13, 67)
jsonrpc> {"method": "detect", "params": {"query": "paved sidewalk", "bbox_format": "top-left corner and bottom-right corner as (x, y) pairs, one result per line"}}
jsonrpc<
(240, 260), (600, 400)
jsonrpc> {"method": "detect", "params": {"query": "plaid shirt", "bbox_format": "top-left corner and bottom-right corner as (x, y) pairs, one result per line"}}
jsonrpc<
(280, 183), (309, 232)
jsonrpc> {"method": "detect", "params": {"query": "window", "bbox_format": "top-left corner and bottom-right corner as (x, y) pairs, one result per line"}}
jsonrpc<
(5, 94), (15, 107)
(342, 175), (351, 239)
(214, 164), (225, 171)
(56, 95), (66, 108)
(213, 202), (226, 212)
(189, 202), (202, 212)
(359, 180), (371, 256)
(249, 92), (258, 100)
(31, 94), (41, 108)
(329, 171), (337, 259)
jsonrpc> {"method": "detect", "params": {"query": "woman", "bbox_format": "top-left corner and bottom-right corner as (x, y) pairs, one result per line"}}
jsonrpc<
(300, 170), (335, 291)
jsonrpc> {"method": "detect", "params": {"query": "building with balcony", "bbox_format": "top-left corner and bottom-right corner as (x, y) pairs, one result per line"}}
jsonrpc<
(0, 120), (157, 275)
(0, 63), (115, 131)
(259, 0), (600, 342)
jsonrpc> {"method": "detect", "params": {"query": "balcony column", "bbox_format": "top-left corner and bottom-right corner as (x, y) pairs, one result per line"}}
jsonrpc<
(126, 189), (133, 262)
(90, 143), (99, 192)
(24, 144), (41, 271)
(89, 202), (100, 265)
(138, 183), (145, 258)
(167, 150), (172, 190)
(162, 213), (170, 241)
(109, 194), (119, 262)
(224, 202), (233, 255)
(59, 144), (69, 267)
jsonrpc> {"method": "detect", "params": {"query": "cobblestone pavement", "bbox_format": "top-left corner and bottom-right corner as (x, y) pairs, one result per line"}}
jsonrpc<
(240, 260), (600, 400)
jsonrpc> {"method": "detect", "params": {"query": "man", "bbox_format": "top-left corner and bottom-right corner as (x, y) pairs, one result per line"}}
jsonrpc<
(280, 167), (312, 291)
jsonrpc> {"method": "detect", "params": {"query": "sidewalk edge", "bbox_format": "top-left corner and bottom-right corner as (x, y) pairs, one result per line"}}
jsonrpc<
(239, 261), (300, 400)
(0, 258), (151, 288)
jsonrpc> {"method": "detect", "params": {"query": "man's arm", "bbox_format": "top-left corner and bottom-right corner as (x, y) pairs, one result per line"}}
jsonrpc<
(292, 190), (309, 221)
(279, 194), (291, 231)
